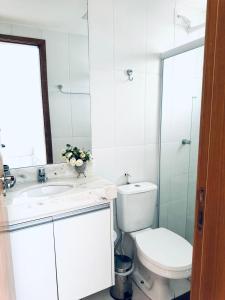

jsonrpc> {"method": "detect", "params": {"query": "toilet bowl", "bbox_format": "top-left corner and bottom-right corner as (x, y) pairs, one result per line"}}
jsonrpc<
(116, 182), (193, 300)
(130, 228), (192, 300)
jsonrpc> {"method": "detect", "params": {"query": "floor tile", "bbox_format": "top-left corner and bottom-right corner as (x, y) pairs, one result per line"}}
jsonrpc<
(82, 282), (149, 300)
(83, 279), (190, 300)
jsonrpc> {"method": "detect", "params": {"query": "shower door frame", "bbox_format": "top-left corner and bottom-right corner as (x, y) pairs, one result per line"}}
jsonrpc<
(159, 39), (204, 240)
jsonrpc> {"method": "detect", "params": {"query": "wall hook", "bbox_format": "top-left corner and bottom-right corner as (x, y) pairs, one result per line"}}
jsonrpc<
(126, 69), (134, 81)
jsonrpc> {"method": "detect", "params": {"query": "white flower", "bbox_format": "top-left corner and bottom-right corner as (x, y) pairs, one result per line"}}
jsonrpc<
(70, 158), (77, 167)
(66, 158), (70, 163)
(66, 152), (73, 159)
(75, 159), (83, 167)
(62, 149), (66, 155)
(80, 152), (86, 159)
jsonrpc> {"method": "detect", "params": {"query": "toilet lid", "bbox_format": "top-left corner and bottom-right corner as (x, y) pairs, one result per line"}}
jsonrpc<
(136, 228), (192, 272)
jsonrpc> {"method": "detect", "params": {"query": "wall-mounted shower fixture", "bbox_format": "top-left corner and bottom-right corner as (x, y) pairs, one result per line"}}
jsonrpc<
(177, 14), (205, 33)
(57, 84), (90, 95)
(182, 139), (191, 145)
(126, 69), (134, 81)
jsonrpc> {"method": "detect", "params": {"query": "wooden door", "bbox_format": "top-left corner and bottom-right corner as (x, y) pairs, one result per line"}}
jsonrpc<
(0, 143), (15, 300)
(191, 0), (225, 299)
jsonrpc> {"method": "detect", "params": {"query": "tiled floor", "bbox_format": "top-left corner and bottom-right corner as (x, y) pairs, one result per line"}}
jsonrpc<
(83, 280), (190, 300)
(83, 283), (149, 300)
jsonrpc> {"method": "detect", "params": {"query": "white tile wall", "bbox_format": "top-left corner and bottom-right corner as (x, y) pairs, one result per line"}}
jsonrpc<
(12, 24), (42, 38)
(114, 0), (147, 73)
(71, 95), (91, 137)
(115, 70), (145, 147)
(92, 148), (116, 182)
(44, 30), (70, 87)
(0, 23), (12, 34)
(90, 70), (115, 149)
(69, 34), (90, 91)
(48, 92), (72, 138)
(89, 0), (205, 187)
(145, 74), (160, 145)
(88, 0), (114, 71)
(146, 0), (175, 55)
(89, 0), (160, 187)
(114, 146), (146, 184)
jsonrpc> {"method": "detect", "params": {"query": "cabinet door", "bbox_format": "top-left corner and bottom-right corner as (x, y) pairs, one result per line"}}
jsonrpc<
(54, 208), (112, 300)
(10, 222), (58, 300)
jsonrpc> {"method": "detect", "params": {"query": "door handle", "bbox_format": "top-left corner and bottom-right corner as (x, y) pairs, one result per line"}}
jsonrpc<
(197, 188), (205, 232)
(182, 139), (191, 145)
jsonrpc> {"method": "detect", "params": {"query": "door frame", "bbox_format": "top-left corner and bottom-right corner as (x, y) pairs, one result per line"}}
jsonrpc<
(0, 150), (15, 300)
(191, 0), (225, 298)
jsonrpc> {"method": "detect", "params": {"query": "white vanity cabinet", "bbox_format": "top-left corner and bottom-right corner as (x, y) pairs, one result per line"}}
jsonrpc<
(54, 206), (113, 300)
(10, 221), (58, 300)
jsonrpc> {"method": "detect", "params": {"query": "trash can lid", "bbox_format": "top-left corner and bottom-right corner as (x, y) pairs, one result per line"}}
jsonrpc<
(115, 255), (133, 273)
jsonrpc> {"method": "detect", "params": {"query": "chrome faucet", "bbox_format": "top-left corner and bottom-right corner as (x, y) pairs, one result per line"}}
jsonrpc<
(37, 167), (48, 183)
(0, 165), (16, 196)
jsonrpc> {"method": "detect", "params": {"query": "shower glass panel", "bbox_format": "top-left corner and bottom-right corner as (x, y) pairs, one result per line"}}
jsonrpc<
(159, 46), (204, 244)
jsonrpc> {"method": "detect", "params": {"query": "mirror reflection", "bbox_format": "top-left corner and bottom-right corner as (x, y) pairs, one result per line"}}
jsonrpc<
(0, 0), (91, 168)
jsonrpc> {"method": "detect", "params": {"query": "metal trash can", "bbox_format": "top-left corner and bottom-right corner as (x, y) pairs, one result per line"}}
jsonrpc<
(110, 255), (133, 300)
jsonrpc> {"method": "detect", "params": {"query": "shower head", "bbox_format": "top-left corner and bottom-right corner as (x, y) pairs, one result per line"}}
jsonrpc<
(177, 14), (205, 33)
(177, 14), (192, 30)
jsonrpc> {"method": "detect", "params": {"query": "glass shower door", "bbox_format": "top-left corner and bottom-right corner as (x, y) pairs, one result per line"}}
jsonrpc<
(159, 46), (204, 243)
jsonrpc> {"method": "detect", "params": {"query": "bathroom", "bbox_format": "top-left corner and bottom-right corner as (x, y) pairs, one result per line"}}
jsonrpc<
(0, 0), (212, 300)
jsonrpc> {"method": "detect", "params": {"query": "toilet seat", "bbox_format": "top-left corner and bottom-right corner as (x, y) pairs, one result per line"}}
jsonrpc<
(135, 228), (192, 279)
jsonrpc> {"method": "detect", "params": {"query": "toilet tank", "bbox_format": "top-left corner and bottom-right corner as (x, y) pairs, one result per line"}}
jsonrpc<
(116, 182), (157, 233)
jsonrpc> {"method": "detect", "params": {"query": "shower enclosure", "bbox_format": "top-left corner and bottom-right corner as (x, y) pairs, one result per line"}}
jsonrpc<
(159, 45), (204, 244)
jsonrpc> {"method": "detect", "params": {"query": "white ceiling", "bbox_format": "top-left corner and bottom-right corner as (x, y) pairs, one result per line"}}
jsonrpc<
(0, 0), (88, 35)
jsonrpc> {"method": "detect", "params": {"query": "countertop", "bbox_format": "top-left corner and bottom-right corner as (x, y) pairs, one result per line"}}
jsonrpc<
(3, 175), (117, 227)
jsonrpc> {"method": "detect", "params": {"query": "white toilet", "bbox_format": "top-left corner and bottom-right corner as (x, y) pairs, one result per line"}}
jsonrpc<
(116, 182), (193, 300)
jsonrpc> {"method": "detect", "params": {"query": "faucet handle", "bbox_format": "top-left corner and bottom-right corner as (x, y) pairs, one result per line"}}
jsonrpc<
(37, 167), (47, 183)
(38, 167), (45, 175)
(3, 165), (9, 173)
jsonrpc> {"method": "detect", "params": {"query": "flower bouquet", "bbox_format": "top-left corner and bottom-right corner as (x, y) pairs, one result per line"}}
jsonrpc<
(62, 144), (92, 177)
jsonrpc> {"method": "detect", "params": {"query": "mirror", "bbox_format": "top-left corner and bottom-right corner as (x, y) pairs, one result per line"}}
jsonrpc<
(0, 0), (91, 168)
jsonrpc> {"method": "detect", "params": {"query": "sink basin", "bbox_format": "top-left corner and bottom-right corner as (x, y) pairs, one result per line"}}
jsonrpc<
(15, 183), (74, 202)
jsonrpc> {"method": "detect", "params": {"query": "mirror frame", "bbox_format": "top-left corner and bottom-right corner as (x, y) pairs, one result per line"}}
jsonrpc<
(0, 34), (53, 165)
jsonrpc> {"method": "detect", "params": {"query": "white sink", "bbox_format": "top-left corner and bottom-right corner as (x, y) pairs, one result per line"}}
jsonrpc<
(13, 183), (74, 203)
